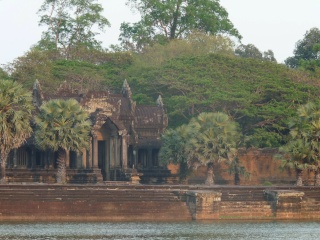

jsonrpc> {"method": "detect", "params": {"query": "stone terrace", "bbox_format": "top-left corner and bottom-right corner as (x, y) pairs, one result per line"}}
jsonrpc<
(0, 184), (319, 222)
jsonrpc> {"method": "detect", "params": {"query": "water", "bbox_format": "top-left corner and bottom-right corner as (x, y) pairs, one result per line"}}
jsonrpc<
(0, 221), (319, 240)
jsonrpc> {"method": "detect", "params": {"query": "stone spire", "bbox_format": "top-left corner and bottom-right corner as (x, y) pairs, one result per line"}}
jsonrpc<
(121, 79), (132, 98)
(156, 95), (164, 107)
(32, 79), (43, 108)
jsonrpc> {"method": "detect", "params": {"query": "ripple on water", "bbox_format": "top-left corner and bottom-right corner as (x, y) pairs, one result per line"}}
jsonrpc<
(0, 221), (319, 240)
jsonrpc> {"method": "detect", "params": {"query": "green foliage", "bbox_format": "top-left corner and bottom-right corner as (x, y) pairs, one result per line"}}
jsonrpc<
(159, 112), (241, 184)
(34, 98), (91, 184)
(120, 0), (241, 51)
(132, 32), (235, 67)
(37, 0), (110, 58)
(125, 53), (320, 147)
(235, 44), (277, 62)
(226, 156), (250, 185)
(34, 99), (91, 152)
(285, 28), (320, 69)
(0, 80), (34, 183)
(262, 181), (273, 186)
(187, 112), (241, 167)
(277, 102), (320, 176)
(10, 49), (133, 93)
(159, 125), (191, 165)
(160, 112), (240, 166)
(0, 68), (9, 80)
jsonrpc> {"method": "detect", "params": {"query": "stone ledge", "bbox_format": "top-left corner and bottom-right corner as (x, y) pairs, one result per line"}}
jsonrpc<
(264, 190), (304, 201)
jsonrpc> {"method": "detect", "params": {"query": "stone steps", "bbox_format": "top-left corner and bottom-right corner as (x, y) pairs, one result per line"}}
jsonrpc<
(0, 186), (192, 221)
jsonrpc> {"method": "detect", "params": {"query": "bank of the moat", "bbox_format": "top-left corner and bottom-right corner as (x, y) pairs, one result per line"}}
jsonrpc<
(0, 184), (319, 222)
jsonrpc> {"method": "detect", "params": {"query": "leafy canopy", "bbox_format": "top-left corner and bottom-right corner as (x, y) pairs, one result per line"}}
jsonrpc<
(278, 102), (320, 172)
(37, 0), (110, 58)
(120, 0), (241, 51)
(160, 112), (241, 169)
(34, 99), (91, 152)
(0, 80), (33, 182)
(285, 28), (320, 69)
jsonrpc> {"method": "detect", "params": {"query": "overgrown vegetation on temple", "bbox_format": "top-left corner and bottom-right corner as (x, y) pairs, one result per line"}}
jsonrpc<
(2, 0), (320, 184)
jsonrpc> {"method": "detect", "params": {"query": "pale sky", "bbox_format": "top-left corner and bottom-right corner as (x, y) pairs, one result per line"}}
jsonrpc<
(0, 0), (320, 66)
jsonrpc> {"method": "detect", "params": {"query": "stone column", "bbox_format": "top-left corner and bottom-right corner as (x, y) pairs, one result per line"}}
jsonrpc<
(13, 149), (17, 168)
(87, 137), (93, 169)
(82, 149), (87, 169)
(122, 135), (128, 170)
(106, 138), (110, 181)
(49, 151), (54, 169)
(110, 137), (114, 168)
(76, 152), (83, 169)
(31, 149), (36, 169)
(147, 148), (152, 168)
(115, 135), (119, 167)
(92, 134), (99, 169)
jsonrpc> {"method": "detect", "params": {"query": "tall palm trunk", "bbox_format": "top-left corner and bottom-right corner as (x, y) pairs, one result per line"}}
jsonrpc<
(56, 148), (67, 184)
(205, 162), (214, 186)
(234, 171), (240, 185)
(296, 169), (303, 186)
(0, 154), (7, 184)
(315, 168), (320, 186)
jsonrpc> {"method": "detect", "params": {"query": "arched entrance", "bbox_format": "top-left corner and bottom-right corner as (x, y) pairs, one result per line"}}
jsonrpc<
(93, 119), (122, 181)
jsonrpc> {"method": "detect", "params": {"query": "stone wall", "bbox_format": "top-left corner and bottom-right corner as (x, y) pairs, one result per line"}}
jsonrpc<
(0, 185), (319, 222)
(187, 148), (298, 185)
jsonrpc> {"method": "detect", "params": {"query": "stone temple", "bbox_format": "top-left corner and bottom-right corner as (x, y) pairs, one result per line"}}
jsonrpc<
(6, 80), (169, 183)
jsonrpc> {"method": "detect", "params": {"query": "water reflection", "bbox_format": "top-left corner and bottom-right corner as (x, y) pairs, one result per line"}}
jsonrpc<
(0, 221), (319, 240)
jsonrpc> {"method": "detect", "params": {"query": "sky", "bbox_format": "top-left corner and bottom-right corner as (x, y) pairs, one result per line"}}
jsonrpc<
(0, 0), (320, 66)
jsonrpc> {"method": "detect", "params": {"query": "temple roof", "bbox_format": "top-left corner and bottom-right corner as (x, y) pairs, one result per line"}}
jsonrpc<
(32, 80), (168, 148)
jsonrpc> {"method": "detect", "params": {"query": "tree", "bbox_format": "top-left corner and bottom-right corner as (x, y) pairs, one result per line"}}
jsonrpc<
(132, 32), (234, 67)
(159, 125), (191, 180)
(226, 156), (250, 185)
(34, 99), (91, 184)
(285, 28), (320, 69)
(0, 80), (33, 183)
(278, 102), (320, 186)
(187, 112), (241, 185)
(0, 67), (9, 80)
(159, 112), (241, 185)
(120, 0), (241, 51)
(37, 0), (110, 58)
(235, 44), (277, 62)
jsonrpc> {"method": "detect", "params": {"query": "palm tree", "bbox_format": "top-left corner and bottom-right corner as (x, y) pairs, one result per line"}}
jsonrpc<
(0, 80), (33, 183)
(279, 102), (320, 186)
(227, 156), (250, 185)
(278, 139), (314, 186)
(187, 112), (241, 185)
(34, 99), (91, 184)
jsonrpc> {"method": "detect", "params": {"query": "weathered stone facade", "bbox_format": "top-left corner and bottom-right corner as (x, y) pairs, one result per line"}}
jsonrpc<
(185, 148), (297, 185)
(6, 80), (168, 183)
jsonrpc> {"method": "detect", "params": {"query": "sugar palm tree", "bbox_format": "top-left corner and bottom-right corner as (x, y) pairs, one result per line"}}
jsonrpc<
(227, 156), (250, 185)
(34, 99), (91, 184)
(279, 102), (320, 186)
(0, 80), (33, 183)
(187, 112), (241, 185)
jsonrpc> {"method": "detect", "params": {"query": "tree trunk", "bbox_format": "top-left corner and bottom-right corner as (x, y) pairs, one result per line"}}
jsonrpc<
(234, 172), (240, 185)
(315, 169), (320, 186)
(296, 169), (303, 186)
(0, 154), (7, 184)
(205, 163), (214, 186)
(56, 148), (67, 184)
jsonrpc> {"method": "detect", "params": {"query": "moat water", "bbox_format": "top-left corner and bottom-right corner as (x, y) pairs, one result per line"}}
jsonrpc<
(0, 221), (319, 240)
